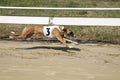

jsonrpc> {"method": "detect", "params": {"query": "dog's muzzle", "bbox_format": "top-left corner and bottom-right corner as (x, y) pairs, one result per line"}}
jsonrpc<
(67, 32), (76, 38)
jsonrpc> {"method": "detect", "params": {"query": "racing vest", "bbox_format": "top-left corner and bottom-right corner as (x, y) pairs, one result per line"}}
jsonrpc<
(43, 26), (60, 38)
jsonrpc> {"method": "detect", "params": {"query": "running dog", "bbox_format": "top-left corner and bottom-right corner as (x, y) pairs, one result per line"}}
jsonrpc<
(12, 25), (77, 48)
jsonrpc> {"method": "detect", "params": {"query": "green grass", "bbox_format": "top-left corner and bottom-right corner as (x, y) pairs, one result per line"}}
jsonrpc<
(0, 0), (120, 7)
(0, 0), (120, 17)
(0, 0), (120, 42)
(68, 26), (120, 42)
(0, 24), (25, 35)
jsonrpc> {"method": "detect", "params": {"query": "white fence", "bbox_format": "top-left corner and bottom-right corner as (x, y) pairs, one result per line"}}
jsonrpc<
(0, 6), (120, 10)
(0, 16), (120, 26)
(0, 16), (49, 25)
(0, 6), (120, 26)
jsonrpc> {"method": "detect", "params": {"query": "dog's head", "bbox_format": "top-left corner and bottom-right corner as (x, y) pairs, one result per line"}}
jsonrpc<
(62, 27), (76, 38)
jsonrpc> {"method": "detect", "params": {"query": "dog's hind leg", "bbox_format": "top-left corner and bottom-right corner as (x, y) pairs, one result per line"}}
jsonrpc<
(17, 27), (34, 39)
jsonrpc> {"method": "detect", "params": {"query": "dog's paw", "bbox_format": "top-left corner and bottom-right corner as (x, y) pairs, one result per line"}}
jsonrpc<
(68, 46), (74, 48)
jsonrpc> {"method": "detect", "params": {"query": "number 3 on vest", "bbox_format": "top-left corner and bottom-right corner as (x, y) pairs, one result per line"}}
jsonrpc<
(46, 28), (50, 36)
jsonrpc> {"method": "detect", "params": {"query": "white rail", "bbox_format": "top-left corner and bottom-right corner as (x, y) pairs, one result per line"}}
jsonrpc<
(0, 16), (120, 26)
(0, 16), (49, 25)
(0, 6), (120, 26)
(0, 6), (120, 10)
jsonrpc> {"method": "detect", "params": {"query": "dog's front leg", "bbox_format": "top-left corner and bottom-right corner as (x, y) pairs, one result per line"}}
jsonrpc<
(55, 33), (75, 48)
(53, 29), (73, 48)
(52, 29), (67, 47)
(55, 34), (67, 46)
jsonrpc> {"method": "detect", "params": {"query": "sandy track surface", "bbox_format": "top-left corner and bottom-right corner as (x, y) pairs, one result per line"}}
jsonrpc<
(0, 40), (120, 80)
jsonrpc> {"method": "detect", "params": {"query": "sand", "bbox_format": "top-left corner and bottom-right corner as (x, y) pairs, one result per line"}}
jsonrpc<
(0, 40), (120, 80)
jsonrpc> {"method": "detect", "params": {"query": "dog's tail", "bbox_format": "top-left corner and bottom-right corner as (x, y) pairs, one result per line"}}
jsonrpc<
(11, 31), (16, 35)
(10, 31), (20, 36)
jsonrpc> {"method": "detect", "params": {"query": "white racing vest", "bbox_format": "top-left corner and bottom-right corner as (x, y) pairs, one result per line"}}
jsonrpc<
(43, 26), (60, 38)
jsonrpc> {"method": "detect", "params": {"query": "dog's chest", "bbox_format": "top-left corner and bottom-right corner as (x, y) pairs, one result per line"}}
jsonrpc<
(43, 26), (59, 38)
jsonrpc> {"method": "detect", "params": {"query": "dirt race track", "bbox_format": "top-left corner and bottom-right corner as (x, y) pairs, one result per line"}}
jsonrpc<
(0, 40), (120, 80)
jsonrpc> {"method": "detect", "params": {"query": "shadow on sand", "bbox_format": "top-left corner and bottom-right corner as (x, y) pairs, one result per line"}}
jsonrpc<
(17, 46), (80, 52)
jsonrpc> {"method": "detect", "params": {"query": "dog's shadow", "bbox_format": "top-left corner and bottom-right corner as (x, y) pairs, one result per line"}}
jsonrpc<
(18, 46), (80, 52)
